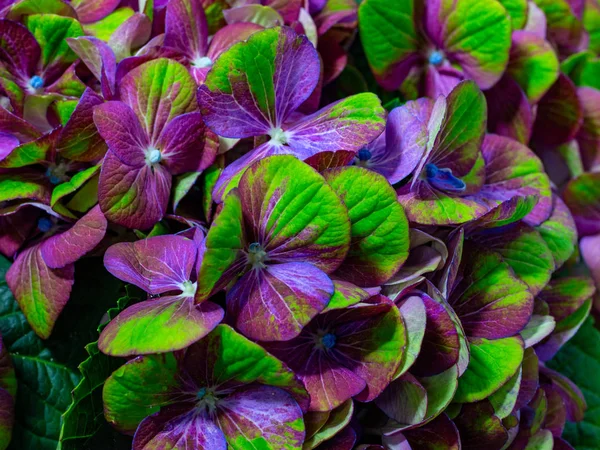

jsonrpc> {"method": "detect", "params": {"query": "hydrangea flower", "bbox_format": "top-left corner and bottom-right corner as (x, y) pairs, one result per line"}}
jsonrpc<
(198, 26), (386, 199)
(94, 58), (216, 229)
(98, 233), (224, 356)
(102, 325), (308, 450)
(358, 0), (512, 96)
(196, 155), (351, 341)
(265, 295), (406, 412)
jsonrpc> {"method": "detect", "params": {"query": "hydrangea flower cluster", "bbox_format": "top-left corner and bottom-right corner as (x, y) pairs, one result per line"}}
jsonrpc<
(0, 0), (599, 449)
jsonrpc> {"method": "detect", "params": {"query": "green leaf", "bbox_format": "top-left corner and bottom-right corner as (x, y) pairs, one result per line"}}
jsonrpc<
(324, 167), (409, 286)
(0, 255), (80, 450)
(547, 318), (600, 449)
(454, 336), (524, 403)
(59, 290), (138, 450)
(25, 14), (84, 68)
(0, 173), (50, 203)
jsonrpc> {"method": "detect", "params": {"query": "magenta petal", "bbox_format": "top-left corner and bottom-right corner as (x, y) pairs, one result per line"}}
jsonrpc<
(581, 234), (600, 289)
(73, 0), (120, 23)
(6, 244), (74, 339)
(134, 405), (226, 450)
(532, 74), (583, 147)
(98, 151), (171, 229)
(0, 19), (40, 79)
(485, 76), (533, 145)
(94, 101), (148, 167)
(57, 88), (107, 162)
(164, 0), (209, 60)
(157, 112), (212, 174)
(207, 23), (264, 62)
(0, 106), (40, 142)
(401, 413), (461, 449)
(411, 293), (460, 377)
(227, 262), (333, 341)
(216, 385), (305, 448)
(67, 37), (116, 97)
(298, 351), (367, 412)
(103, 234), (197, 294)
(316, 425), (356, 450)
(40, 205), (107, 269)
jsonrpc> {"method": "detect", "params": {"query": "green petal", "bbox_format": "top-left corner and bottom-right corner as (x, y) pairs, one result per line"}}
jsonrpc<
(454, 336), (524, 403)
(324, 167), (409, 286)
(25, 14), (84, 68)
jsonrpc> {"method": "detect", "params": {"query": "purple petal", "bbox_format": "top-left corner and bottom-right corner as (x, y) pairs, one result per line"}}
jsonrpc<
(198, 27), (320, 138)
(314, 425), (356, 450)
(0, 132), (19, 162)
(0, 106), (41, 142)
(98, 151), (171, 229)
(103, 234), (197, 294)
(108, 13), (152, 61)
(119, 58), (198, 142)
(134, 405), (226, 450)
(40, 205), (107, 269)
(376, 98), (433, 184)
(6, 244), (74, 339)
(285, 94), (386, 156)
(479, 134), (553, 226)
(375, 373), (427, 427)
(424, 66), (465, 99)
(164, 0), (208, 61)
(94, 101), (148, 167)
(485, 76), (533, 145)
(410, 293), (460, 377)
(216, 385), (305, 448)
(157, 112), (213, 174)
(227, 262), (333, 341)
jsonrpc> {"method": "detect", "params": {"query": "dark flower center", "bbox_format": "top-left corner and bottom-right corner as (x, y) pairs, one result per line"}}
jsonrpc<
(425, 163), (466, 193)
(195, 387), (218, 414)
(428, 50), (445, 66)
(37, 217), (53, 232)
(247, 242), (268, 269)
(321, 333), (336, 349)
(357, 149), (372, 161)
(45, 162), (69, 185)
